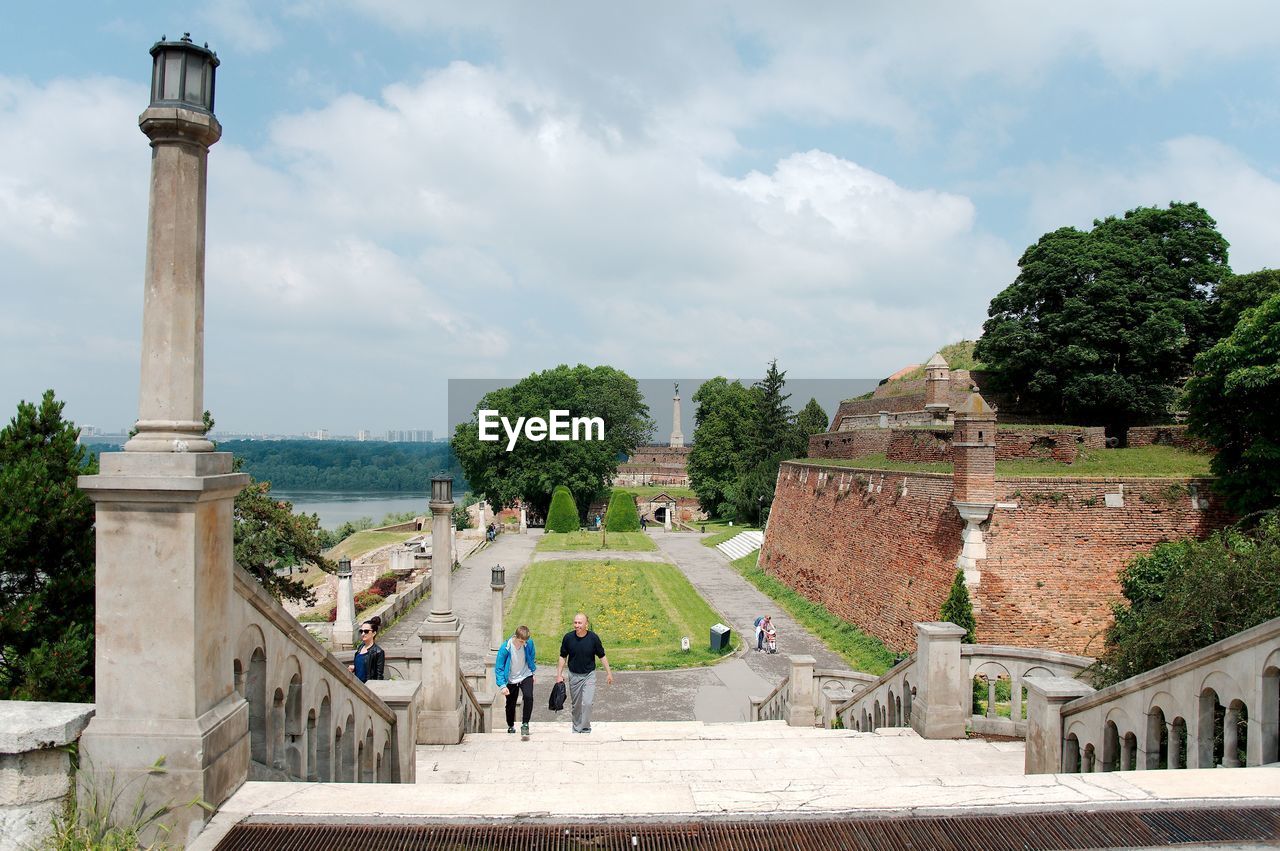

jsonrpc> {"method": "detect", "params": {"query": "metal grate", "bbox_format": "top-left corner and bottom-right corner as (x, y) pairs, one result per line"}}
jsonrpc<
(214, 806), (1280, 850)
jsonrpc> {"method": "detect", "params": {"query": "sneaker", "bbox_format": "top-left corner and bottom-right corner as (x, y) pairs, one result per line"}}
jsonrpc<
(520, 723), (529, 736)
(507, 726), (515, 734)
(581, 727), (591, 733)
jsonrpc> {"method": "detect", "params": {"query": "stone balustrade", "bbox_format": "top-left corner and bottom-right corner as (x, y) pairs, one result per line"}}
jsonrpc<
(834, 655), (917, 732)
(813, 668), (879, 727)
(1025, 615), (1280, 774)
(232, 566), (418, 784)
(963, 644), (1092, 737)
(0, 701), (95, 848)
(749, 674), (791, 722)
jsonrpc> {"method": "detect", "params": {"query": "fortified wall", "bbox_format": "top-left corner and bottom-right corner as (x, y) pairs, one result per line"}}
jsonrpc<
(760, 354), (1229, 657)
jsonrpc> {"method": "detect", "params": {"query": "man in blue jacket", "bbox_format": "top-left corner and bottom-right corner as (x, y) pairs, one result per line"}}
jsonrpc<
(496, 624), (537, 736)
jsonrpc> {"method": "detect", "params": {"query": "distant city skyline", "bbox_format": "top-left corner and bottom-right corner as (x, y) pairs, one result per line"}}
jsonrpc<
(5, 3), (1280, 434)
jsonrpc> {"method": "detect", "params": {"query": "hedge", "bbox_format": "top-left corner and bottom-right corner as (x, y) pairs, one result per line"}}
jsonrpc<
(546, 485), (580, 533)
(604, 490), (641, 532)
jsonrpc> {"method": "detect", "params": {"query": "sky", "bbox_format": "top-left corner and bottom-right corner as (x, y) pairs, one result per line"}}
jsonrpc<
(3, 2), (1280, 437)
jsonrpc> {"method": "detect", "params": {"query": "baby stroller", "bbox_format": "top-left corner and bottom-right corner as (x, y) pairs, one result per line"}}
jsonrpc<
(763, 623), (778, 654)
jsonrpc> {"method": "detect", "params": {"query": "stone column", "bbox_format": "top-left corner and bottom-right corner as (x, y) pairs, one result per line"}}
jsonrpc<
(333, 558), (356, 650)
(490, 569), (505, 652)
(909, 622), (969, 739)
(519, 505), (527, 534)
(0, 702), (95, 850)
(365, 681), (420, 782)
(670, 386), (684, 448)
(76, 39), (249, 845)
(786, 655), (816, 727)
(952, 392), (997, 591)
(1023, 676), (1095, 774)
(418, 479), (464, 744)
(663, 503), (672, 531)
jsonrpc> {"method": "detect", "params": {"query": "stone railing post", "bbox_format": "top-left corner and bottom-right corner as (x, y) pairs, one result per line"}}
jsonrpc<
(334, 558), (356, 650)
(365, 681), (420, 782)
(1023, 676), (1094, 774)
(787, 655), (816, 727)
(0, 702), (95, 849)
(909, 622), (969, 738)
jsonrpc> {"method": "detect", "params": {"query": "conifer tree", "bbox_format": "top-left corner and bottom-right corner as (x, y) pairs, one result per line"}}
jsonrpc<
(604, 490), (641, 532)
(939, 569), (977, 643)
(545, 485), (579, 533)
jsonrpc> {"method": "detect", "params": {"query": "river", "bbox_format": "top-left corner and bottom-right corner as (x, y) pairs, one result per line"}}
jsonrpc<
(271, 491), (439, 529)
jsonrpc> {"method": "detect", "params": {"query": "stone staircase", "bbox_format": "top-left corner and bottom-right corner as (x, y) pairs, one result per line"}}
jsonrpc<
(716, 530), (764, 560)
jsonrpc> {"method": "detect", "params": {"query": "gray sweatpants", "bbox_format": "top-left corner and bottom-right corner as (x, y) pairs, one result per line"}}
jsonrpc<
(567, 670), (597, 732)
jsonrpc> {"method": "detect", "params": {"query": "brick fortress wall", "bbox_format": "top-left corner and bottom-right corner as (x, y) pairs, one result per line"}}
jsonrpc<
(759, 460), (1230, 655)
(808, 426), (1107, 464)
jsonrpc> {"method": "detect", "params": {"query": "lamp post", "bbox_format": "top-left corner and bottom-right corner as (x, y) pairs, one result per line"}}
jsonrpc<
(490, 564), (506, 652)
(77, 34), (249, 843)
(334, 557), (356, 649)
(419, 474), (464, 743)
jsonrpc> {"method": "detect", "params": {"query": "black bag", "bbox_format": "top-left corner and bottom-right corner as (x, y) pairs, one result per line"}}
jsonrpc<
(548, 681), (566, 711)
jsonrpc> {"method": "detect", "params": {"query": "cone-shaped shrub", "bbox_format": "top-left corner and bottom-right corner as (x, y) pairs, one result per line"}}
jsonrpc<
(939, 568), (977, 643)
(545, 485), (579, 533)
(604, 490), (641, 532)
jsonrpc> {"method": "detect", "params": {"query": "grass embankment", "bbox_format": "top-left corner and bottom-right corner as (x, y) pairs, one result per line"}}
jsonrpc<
(701, 525), (762, 548)
(800, 445), (1212, 478)
(506, 559), (738, 669)
(622, 485), (695, 500)
(729, 552), (895, 675)
(324, 530), (420, 563)
(535, 530), (657, 552)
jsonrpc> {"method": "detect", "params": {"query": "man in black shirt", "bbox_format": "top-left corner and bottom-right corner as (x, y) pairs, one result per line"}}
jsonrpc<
(556, 612), (613, 733)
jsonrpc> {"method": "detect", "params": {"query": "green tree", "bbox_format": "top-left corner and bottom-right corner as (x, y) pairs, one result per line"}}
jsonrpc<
(1093, 515), (1280, 687)
(791, 397), (830, 457)
(731, 457), (777, 527)
(0, 390), (96, 701)
(1212, 268), (1280, 339)
(451, 365), (653, 518)
(604, 490), (641, 532)
(545, 485), (580, 533)
(1184, 292), (1280, 514)
(731, 360), (794, 524)
(939, 569), (977, 644)
(687, 377), (755, 519)
(233, 474), (335, 606)
(975, 202), (1230, 433)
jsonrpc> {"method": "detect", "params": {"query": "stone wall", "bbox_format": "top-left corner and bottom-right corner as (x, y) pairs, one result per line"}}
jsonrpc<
(808, 426), (1106, 464)
(0, 702), (95, 849)
(995, 428), (1106, 463)
(1126, 425), (1211, 453)
(759, 461), (1232, 656)
(886, 429), (952, 462)
(808, 429), (893, 459)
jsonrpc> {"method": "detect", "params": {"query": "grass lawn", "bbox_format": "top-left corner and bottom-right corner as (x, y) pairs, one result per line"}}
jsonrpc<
(506, 559), (738, 669)
(801, 445), (1212, 478)
(535, 530), (656, 552)
(729, 552), (895, 675)
(701, 524), (762, 548)
(620, 485), (695, 500)
(325, 530), (420, 563)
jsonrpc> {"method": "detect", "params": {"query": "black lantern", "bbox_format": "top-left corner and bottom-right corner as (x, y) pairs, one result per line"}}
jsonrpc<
(338, 557), (351, 578)
(149, 33), (218, 113)
(491, 564), (505, 588)
(431, 474), (453, 504)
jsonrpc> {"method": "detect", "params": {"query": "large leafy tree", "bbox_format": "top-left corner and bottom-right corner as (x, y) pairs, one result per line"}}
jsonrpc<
(791, 397), (830, 457)
(234, 474), (335, 605)
(452, 365), (653, 518)
(0, 391), (96, 701)
(1212, 268), (1280, 339)
(1184, 292), (1280, 515)
(687, 377), (755, 519)
(975, 202), (1229, 432)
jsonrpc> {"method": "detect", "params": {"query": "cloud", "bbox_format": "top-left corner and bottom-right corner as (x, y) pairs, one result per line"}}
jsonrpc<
(1017, 136), (1280, 273)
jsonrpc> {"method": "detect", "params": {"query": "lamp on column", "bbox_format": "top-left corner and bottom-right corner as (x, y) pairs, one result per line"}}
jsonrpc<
(432, 474), (453, 504)
(491, 564), (505, 588)
(150, 33), (218, 113)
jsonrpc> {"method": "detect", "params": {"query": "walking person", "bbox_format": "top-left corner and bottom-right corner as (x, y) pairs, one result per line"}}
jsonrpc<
(348, 616), (385, 682)
(754, 615), (772, 653)
(556, 612), (613, 733)
(496, 625), (537, 737)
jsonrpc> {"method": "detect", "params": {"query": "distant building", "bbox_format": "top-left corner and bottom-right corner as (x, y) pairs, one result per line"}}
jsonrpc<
(306, 429), (330, 440)
(357, 430), (371, 441)
(386, 429), (433, 442)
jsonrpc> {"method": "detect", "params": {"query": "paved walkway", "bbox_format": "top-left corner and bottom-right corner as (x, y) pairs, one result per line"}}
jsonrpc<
(381, 528), (861, 724)
(195, 723), (1280, 849)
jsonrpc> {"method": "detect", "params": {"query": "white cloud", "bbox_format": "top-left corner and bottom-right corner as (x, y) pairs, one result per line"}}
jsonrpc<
(1018, 136), (1280, 273)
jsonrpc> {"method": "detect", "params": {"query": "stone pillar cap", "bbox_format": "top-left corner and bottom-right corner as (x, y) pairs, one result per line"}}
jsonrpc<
(915, 621), (968, 638)
(955, 392), (993, 418)
(926, 352), (949, 369)
(1022, 675), (1095, 701)
(788, 655), (816, 665)
(0, 701), (95, 753)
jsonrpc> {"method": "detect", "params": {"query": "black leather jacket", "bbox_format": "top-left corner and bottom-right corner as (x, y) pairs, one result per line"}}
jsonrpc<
(356, 642), (385, 682)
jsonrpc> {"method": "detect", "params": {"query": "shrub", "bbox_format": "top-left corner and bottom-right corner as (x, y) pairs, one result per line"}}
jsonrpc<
(354, 590), (384, 611)
(545, 485), (579, 533)
(371, 577), (397, 597)
(604, 490), (641, 532)
(939, 569), (977, 643)
(298, 608), (331, 623)
(1092, 513), (1280, 686)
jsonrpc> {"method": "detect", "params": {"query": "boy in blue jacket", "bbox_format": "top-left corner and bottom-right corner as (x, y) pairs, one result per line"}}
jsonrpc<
(496, 625), (537, 736)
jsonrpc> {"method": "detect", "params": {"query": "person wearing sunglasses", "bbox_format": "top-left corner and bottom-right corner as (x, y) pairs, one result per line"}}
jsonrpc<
(348, 615), (385, 683)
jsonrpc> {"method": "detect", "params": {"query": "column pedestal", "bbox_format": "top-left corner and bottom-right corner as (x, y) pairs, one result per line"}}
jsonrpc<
(78, 451), (249, 843)
(417, 619), (464, 744)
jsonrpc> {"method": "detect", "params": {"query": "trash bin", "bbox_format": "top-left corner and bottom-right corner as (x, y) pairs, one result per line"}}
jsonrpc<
(709, 623), (731, 652)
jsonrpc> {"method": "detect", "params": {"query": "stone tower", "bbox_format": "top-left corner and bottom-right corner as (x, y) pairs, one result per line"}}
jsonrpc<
(670, 382), (684, 448)
(924, 352), (951, 416)
(951, 391), (996, 590)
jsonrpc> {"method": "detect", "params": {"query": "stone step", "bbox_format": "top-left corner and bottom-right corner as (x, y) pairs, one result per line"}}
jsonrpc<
(715, 530), (763, 561)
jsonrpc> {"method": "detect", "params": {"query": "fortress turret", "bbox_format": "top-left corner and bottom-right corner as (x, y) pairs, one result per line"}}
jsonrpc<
(924, 352), (950, 417)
